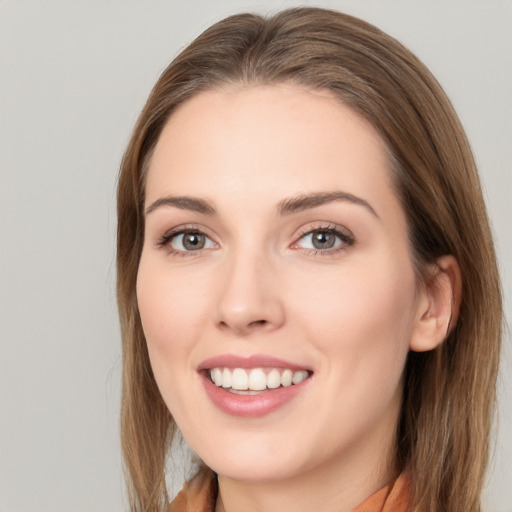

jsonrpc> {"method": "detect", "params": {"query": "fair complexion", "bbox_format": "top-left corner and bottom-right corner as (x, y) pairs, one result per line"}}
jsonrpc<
(137, 85), (457, 512)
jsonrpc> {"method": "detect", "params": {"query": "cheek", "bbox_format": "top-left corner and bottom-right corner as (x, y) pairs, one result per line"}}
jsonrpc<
(292, 254), (417, 389)
(302, 265), (415, 450)
(137, 253), (208, 342)
(136, 256), (210, 421)
(136, 255), (201, 379)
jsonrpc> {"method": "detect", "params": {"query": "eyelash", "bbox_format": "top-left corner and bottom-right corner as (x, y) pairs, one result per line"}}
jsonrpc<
(156, 223), (355, 257)
(157, 224), (215, 257)
(292, 224), (355, 256)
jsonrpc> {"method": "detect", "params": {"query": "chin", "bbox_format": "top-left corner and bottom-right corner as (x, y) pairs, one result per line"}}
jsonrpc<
(186, 427), (322, 483)
(207, 454), (306, 483)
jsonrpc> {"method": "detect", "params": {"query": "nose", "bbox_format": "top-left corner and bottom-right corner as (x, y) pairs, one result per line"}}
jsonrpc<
(214, 249), (285, 336)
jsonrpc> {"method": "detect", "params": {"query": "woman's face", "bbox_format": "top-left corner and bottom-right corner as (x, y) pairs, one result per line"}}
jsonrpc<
(137, 85), (426, 484)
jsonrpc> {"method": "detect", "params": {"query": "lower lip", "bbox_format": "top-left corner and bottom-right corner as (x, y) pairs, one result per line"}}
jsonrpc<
(201, 373), (310, 418)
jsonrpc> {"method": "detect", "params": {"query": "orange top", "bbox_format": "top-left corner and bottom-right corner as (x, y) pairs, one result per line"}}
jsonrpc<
(168, 467), (412, 512)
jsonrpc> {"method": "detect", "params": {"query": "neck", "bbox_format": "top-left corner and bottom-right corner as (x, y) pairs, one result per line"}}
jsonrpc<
(215, 439), (396, 512)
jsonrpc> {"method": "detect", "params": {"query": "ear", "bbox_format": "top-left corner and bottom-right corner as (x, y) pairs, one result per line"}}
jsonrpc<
(409, 255), (462, 352)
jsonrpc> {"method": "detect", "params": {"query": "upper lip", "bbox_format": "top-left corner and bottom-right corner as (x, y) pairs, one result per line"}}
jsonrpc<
(197, 354), (311, 372)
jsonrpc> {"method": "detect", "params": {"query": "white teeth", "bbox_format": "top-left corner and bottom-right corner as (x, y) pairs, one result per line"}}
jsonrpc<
(208, 367), (310, 391)
(212, 368), (222, 386)
(221, 368), (232, 389)
(292, 370), (309, 384)
(248, 368), (267, 391)
(267, 368), (281, 389)
(231, 368), (248, 390)
(281, 369), (293, 387)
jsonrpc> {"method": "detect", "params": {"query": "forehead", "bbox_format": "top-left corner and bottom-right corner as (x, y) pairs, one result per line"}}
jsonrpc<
(145, 85), (401, 224)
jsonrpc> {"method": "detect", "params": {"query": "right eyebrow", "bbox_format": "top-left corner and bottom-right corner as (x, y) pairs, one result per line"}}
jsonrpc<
(145, 196), (216, 216)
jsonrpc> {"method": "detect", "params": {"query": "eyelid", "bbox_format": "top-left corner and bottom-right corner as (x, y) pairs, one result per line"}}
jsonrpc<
(154, 221), (354, 257)
(171, 232), (216, 251)
(156, 223), (219, 254)
(290, 222), (355, 254)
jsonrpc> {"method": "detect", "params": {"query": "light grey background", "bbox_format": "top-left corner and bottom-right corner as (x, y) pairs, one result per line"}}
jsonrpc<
(1, 1), (510, 511)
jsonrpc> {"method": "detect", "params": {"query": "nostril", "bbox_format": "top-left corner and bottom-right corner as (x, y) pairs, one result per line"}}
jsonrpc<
(249, 319), (268, 329)
(217, 318), (270, 335)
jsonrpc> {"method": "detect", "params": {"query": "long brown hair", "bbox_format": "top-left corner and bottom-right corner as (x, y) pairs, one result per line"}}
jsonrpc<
(117, 8), (502, 512)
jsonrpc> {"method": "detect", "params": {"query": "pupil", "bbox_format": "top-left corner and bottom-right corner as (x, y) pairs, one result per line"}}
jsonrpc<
(313, 231), (334, 249)
(183, 232), (205, 250)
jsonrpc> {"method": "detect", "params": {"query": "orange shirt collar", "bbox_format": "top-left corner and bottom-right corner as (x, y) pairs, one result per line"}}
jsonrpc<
(168, 468), (412, 512)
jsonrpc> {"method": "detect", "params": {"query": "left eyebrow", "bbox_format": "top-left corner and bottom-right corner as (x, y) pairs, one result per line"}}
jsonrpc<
(277, 191), (379, 218)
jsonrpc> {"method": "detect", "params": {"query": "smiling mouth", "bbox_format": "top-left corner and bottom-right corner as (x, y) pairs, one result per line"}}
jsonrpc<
(208, 367), (312, 394)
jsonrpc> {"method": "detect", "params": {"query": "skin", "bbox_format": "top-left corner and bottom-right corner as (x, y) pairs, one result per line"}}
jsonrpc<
(137, 85), (455, 512)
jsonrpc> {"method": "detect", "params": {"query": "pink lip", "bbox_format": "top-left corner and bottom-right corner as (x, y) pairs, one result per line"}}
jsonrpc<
(198, 354), (312, 418)
(201, 374), (310, 418)
(198, 354), (310, 372)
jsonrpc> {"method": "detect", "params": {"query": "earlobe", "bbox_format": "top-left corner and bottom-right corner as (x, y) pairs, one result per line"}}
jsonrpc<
(409, 255), (462, 352)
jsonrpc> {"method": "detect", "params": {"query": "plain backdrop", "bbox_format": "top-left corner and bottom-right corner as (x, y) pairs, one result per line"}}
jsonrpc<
(1, 1), (511, 511)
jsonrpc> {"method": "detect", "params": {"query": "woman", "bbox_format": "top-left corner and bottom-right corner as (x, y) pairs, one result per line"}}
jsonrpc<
(116, 7), (502, 512)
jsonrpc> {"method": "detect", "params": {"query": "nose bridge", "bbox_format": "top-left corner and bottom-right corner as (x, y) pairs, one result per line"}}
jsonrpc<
(215, 239), (284, 334)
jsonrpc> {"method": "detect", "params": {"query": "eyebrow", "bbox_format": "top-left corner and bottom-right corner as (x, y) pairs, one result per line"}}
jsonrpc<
(277, 191), (379, 218)
(145, 190), (378, 218)
(145, 196), (216, 216)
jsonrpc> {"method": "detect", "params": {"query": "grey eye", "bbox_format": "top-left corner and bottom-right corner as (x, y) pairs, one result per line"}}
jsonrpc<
(311, 231), (337, 249)
(297, 229), (343, 250)
(171, 231), (214, 251)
